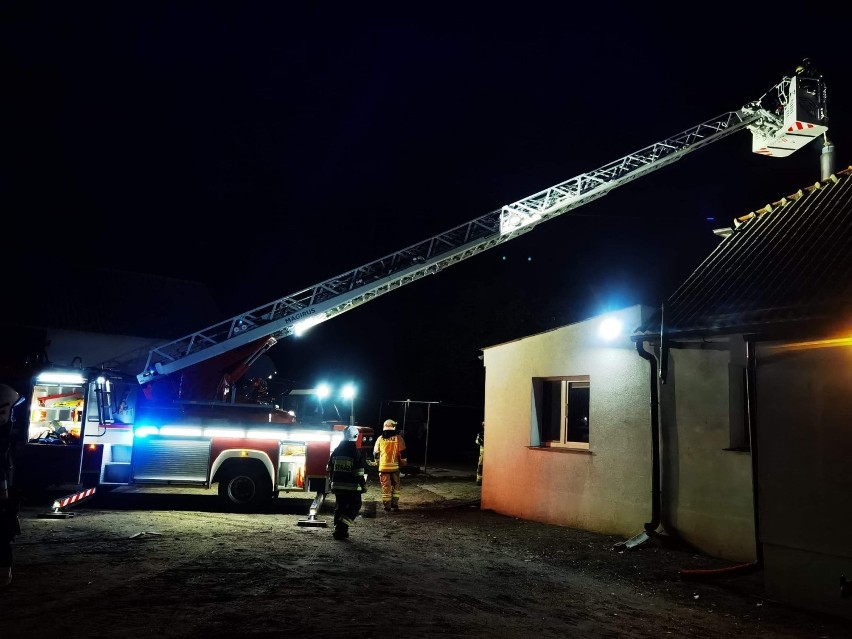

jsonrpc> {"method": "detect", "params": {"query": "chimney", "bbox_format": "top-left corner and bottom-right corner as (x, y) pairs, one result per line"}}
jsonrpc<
(820, 134), (835, 180)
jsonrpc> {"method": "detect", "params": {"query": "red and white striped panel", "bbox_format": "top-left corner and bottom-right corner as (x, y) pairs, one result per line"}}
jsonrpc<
(786, 121), (816, 132)
(53, 487), (97, 510)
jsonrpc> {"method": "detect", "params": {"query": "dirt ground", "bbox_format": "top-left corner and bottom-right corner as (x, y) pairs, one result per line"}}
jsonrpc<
(3, 465), (851, 639)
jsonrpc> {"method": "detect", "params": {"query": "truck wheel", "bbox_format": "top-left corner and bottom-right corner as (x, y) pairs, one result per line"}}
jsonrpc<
(218, 465), (271, 510)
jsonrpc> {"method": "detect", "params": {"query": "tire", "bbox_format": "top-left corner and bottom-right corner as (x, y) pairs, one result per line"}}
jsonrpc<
(217, 463), (272, 510)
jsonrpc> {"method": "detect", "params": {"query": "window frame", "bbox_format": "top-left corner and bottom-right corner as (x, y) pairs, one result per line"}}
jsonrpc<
(726, 362), (751, 452)
(535, 375), (591, 450)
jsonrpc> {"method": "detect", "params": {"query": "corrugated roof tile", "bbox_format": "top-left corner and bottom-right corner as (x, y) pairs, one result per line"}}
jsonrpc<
(636, 166), (852, 339)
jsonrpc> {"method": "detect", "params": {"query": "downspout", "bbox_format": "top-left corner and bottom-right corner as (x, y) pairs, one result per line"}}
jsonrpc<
(637, 337), (662, 534)
(613, 334), (662, 550)
(680, 336), (763, 579)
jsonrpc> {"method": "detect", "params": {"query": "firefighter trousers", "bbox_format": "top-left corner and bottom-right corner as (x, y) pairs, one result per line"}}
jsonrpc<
(0, 497), (21, 569)
(378, 471), (401, 509)
(332, 491), (362, 536)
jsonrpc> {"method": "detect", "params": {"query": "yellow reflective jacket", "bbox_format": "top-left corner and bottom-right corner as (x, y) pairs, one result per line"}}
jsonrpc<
(373, 432), (407, 472)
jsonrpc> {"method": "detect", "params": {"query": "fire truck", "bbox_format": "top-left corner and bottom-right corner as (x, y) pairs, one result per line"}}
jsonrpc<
(11, 63), (829, 513)
(14, 337), (376, 513)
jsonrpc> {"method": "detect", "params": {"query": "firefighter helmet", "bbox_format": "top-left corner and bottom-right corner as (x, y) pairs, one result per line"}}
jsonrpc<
(0, 384), (22, 423)
(383, 419), (397, 430)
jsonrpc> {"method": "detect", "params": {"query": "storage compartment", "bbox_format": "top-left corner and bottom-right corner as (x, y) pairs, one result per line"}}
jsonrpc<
(278, 442), (307, 490)
(132, 436), (211, 483)
(27, 384), (85, 446)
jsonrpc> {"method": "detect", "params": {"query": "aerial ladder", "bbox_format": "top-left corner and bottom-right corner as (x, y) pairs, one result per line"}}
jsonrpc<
(137, 66), (828, 386)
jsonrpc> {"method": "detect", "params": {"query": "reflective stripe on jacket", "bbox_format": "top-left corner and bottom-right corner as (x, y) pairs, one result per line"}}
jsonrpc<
(373, 432), (406, 472)
(327, 441), (367, 493)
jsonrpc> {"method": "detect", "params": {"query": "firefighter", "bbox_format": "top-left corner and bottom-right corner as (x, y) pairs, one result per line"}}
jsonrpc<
(327, 426), (368, 540)
(475, 421), (485, 485)
(0, 383), (24, 587)
(373, 419), (407, 511)
(795, 57), (816, 76)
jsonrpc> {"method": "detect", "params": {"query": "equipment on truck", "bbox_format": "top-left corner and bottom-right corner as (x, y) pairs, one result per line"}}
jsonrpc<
(12, 64), (828, 514)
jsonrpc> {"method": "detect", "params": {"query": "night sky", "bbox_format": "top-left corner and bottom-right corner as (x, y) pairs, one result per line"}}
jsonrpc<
(5, 4), (849, 426)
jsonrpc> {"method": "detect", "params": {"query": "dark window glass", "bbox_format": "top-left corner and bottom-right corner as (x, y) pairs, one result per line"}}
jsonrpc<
(567, 383), (590, 443)
(542, 380), (561, 442)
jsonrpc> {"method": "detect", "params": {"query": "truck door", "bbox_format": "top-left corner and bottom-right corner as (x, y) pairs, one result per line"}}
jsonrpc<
(19, 370), (90, 488)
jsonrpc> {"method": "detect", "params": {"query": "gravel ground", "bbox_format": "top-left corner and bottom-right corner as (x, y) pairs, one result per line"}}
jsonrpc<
(3, 467), (851, 639)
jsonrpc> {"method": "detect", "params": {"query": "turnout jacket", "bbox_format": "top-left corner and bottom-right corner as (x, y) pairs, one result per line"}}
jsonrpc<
(373, 430), (407, 473)
(327, 440), (367, 493)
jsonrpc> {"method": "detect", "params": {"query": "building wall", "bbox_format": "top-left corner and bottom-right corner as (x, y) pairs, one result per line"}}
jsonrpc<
(45, 328), (160, 373)
(481, 307), (759, 562)
(660, 346), (756, 562)
(755, 340), (852, 620)
(481, 305), (654, 538)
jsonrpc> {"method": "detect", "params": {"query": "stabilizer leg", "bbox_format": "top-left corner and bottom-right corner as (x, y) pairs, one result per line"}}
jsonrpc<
(297, 491), (328, 528)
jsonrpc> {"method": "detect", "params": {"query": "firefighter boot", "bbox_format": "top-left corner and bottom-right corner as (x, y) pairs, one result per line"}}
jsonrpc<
(333, 525), (349, 540)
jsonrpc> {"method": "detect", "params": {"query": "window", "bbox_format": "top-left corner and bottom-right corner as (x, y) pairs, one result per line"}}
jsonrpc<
(727, 363), (751, 452)
(86, 378), (138, 425)
(536, 376), (590, 449)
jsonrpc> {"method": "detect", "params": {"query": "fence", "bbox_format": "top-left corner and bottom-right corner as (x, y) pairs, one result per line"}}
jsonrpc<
(379, 400), (483, 468)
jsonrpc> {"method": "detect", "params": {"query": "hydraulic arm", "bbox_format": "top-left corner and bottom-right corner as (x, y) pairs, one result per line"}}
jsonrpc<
(138, 69), (828, 385)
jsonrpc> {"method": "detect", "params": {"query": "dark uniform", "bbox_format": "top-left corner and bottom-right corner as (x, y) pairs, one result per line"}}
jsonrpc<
(475, 422), (485, 485)
(327, 430), (368, 540)
(1, 384), (23, 587)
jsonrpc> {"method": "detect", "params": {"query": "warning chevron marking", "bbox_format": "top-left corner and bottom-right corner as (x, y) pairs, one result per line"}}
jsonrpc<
(53, 487), (97, 510)
(787, 121), (815, 132)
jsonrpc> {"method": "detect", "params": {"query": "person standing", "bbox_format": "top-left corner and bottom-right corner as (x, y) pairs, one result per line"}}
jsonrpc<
(373, 419), (407, 511)
(327, 426), (368, 540)
(475, 421), (485, 485)
(1, 384), (24, 587)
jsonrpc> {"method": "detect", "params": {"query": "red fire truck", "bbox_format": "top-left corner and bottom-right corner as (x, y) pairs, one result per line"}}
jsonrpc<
(14, 338), (375, 512)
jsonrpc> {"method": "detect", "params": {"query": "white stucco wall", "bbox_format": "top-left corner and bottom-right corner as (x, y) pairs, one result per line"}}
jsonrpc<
(45, 328), (160, 373)
(660, 347), (756, 562)
(481, 305), (654, 538)
(755, 340), (852, 620)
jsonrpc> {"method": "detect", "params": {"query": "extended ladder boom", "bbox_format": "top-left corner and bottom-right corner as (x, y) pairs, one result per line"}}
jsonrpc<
(138, 71), (827, 385)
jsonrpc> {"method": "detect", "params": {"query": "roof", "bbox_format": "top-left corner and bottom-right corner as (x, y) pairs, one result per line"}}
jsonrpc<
(7, 265), (223, 340)
(635, 166), (852, 340)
